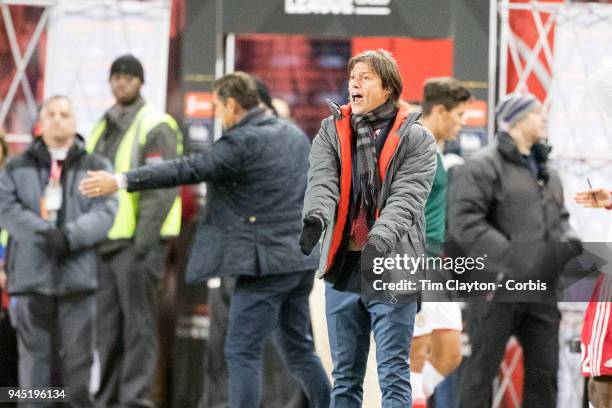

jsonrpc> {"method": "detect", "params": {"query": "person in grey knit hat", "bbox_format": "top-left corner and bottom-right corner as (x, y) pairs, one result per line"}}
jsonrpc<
(495, 92), (539, 133)
(448, 90), (581, 408)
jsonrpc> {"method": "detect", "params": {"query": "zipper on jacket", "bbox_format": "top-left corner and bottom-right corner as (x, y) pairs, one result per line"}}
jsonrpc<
(537, 180), (550, 240)
(57, 164), (68, 228)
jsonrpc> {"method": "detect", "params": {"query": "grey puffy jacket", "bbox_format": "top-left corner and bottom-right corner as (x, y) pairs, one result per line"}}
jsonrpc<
(0, 136), (117, 295)
(303, 102), (437, 278)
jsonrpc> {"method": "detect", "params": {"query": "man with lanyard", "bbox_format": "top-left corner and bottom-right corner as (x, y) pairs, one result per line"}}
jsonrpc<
(0, 95), (116, 406)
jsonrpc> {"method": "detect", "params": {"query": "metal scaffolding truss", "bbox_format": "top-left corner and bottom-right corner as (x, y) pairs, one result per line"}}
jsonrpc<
(1, 0), (169, 140)
(0, 0), (52, 131)
(492, 0), (612, 156)
(489, 0), (563, 141)
(497, 1), (561, 103)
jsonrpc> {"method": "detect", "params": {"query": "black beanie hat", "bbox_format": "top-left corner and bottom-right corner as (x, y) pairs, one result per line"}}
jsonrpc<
(110, 54), (144, 83)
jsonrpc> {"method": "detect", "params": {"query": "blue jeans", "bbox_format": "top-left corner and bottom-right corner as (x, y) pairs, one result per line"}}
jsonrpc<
(434, 369), (459, 408)
(224, 271), (331, 408)
(325, 282), (417, 408)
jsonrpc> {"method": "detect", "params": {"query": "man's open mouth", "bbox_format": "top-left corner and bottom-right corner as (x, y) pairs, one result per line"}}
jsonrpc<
(351, 93), (363, 103)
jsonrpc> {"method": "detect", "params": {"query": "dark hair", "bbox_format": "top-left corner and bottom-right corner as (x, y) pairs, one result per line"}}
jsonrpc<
(0, 131), (8, 166)
(214, 72), (260, 111)
(422, 77), (471, 115)
(254, 78), (277, 116)
(348, 49), (403, 104)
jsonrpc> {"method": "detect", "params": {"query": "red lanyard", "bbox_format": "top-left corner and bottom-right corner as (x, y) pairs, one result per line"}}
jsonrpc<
(50, 160), (62, 182)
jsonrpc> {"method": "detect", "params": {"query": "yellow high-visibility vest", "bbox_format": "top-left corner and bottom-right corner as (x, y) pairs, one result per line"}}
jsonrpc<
(87, 104), (183, 240)
(0, 230), (8, 247)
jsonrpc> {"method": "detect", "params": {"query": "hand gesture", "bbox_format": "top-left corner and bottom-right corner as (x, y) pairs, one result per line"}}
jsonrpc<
(574, 188), (611, 208)
(79, 170), (119, 197)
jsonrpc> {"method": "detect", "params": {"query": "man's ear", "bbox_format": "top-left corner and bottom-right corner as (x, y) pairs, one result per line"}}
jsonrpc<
(384, 88), (392, 101)
(430, 104), (448, 118)
(226, 97), (238, 113)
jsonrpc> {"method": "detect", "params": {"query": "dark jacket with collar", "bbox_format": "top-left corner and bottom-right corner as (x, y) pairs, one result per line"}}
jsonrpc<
(447, 132), (576, 283)
(0, 136), (117, 295)
(125, 108), (319, 283)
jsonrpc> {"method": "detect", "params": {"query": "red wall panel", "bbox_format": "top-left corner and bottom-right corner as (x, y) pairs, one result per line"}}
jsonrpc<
(352, 37), (454, 102)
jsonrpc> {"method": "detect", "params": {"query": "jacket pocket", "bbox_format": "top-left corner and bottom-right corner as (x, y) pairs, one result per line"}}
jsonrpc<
(63, 253), (98, 292)
(185, 224), (224, 284)
(6, 240), (17, 288)
(406, 227), (426, 260)
(316, 222), (334, 278)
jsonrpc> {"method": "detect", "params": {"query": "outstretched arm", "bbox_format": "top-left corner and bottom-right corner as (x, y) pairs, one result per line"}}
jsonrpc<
(80, 133), (244, 197)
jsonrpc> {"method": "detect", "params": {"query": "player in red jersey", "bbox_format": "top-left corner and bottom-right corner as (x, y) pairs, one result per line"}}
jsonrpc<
(575, 187), (612, 408)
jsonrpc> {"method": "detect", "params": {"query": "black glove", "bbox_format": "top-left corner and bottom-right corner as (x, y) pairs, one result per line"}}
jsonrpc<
(361, 242), (387, 284)
(532, 143), (552, 183)
(299, 216), (323, 255)
(363, 242), (386, 261)
(532, 142), (551, 163)
(567, 237), (583, 258)
(37, 228), (70, 258)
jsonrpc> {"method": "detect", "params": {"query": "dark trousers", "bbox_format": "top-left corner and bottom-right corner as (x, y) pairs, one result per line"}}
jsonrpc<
(459, 301), (560, 408)
(325, 282), (417, 408)
(224, 271), (331, 408)
(11, 293), (95, 408)
(205, 277), (309, 408)
(95, 244), (167, 408)
(0, 306), (18, 389)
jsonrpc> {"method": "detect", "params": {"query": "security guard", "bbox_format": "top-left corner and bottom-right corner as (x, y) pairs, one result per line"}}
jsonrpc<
(87, 54), (182, 408)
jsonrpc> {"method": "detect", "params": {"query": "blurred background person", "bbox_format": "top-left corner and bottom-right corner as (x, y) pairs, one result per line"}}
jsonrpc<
(0, 129), (19, 391)
(574, 65), (612, 408)
(0, 96), (116, 407)
(272, 97), (291, 120)
(410, 77), (471, 408)
(575, 186), (612, 408)
(86, 54), (183, 408)
(448, 92), (580, 408)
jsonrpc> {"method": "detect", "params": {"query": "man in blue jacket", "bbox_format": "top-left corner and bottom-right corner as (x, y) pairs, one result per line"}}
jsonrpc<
(0, 95), (117, 406)
(80, 72), (331, 408)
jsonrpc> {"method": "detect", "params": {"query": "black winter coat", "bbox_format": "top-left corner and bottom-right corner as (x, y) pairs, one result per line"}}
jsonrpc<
(447, 133), (576, 283)
(125, 108), (319, 283)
